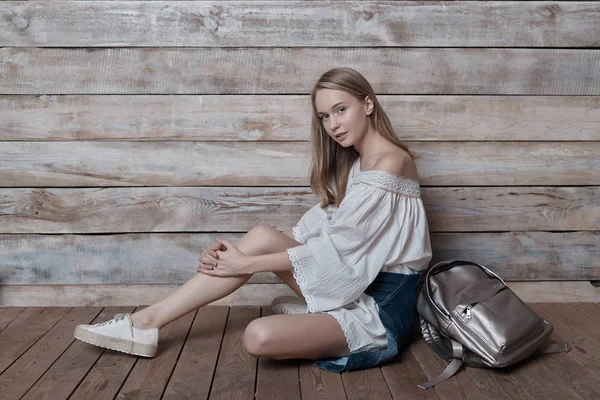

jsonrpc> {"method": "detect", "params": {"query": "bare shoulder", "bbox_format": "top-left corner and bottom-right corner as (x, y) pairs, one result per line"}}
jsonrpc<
(373, 150), (418, 180)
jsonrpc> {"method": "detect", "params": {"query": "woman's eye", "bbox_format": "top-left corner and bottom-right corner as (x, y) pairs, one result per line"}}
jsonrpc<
(321, 115), (328, 121)
(338, 107), (346, 113)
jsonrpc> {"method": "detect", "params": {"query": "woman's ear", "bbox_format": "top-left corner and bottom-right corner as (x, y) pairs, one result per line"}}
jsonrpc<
(364, 96), (374, 115)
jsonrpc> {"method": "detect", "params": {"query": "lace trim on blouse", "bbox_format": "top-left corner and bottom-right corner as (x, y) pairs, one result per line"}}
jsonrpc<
(291, 226), (303, 243)
(287, 247), (318, 313)
(351, 170), (421, 198)
(329, 310), (360, 352)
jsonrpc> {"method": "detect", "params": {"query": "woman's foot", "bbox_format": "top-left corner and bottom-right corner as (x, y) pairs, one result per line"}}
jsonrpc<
(74, 313), (159, 357)
(270, 296), (308, 315)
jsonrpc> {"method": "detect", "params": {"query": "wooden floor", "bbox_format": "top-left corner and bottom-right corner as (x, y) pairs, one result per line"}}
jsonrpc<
(0, 303), (598, 400)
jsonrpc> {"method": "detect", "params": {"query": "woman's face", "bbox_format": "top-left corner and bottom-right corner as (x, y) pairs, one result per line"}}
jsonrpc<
(314, 89), (373, 147)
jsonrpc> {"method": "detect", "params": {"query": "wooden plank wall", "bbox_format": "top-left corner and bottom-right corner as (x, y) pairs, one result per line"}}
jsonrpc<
(0, 1), (599, 305)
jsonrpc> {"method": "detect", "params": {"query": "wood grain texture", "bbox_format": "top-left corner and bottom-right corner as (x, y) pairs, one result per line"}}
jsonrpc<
(66, 306), (139, 400)
(20, 306), (133, 400)
(572, 302), (600, 324)
(410, 339), (463, 400)
(2, 47), (599, 95)
(162, 306), (229, 400)
(2, 142), (600, 186)
(2, 281), (596, 307)
(255, 306), (301, 400)
(531, 305), (600, 400)
(528, 303), (600, 384)
(507, 281), (600, 303)
(1, 95), (599, 141)
(464, 366), (534, 400)
(0, 307), (23, 332)
(0, 306), (103, 400)
(116, 310), (196, 400)
(209, 306), (260, 400)
(0, 304), (598, 399)
(409, 338), (487, 400)
(1, 2), (599, 47)
(381, 349), (442, 400)
(0, 283), (298, 307)
(506, 356), (584, 400)
(341, 367), (393, 400)
(298, 361), (347, 400)
(1, 232), (599, 284)
(0, 307), (71, 375)
(2, 187), (600, 233)
(425, 187), (600, 232)
(538, 303), (600, 347)
(0, 187), (314, 233)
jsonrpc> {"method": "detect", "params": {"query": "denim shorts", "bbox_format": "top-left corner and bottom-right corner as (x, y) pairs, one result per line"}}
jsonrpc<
(313, 271), (422, 372)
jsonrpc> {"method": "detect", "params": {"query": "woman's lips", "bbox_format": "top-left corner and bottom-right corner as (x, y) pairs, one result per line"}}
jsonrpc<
(336, 132), (348, 140)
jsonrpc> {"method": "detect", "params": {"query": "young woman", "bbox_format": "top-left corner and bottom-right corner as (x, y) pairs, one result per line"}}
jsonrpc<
(74, 67), (432, 372)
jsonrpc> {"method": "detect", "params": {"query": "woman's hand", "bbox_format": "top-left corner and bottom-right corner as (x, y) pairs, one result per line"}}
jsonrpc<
(197, 240), (223, 272)
(197, 238), (252, 277)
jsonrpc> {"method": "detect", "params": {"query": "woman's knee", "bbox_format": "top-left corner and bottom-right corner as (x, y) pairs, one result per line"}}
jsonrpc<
(242, 319), (273, 357)
(247, 225), (296, 253)
(246, 225), (277, 247)
(248, 224), (276, 236)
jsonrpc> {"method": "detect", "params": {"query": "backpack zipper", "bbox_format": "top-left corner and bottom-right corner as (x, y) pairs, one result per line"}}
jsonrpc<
(466, 304), (473, 319)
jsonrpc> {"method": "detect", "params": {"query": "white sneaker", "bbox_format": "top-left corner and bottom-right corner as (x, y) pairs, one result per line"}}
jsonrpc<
(74, 313), (159, 357)
(270, 296), (308, 315)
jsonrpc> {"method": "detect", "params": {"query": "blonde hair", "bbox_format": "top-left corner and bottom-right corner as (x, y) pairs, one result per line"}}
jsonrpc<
(308, 67), (416, 208)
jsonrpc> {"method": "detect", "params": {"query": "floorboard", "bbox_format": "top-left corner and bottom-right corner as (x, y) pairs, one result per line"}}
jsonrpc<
(0, 303), (597, 400)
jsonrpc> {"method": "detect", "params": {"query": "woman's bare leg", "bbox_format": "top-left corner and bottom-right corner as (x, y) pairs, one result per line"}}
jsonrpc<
(130, 226), (302, 329)
(275, 229), (304, 299)
(244, 313), (351, 360)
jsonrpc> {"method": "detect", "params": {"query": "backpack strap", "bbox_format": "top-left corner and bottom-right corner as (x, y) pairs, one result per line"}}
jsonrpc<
(418, 339), (464, 390)
(536, 341), (570, 354)
(418, 340), (570, 390)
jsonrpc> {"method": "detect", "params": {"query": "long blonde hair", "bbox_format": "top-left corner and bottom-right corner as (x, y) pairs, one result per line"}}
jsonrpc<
(308, 67), (416, 208)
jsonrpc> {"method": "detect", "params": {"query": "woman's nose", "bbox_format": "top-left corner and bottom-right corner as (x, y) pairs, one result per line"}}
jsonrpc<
(329, 117), (340, 131)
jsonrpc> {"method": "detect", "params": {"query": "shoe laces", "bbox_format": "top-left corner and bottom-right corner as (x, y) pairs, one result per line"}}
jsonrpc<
(95, 313), (128, 327)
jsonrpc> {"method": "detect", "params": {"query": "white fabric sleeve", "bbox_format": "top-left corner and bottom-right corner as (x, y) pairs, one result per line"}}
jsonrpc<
(287, 183), (405, 313)
(291, 203), (329, 244)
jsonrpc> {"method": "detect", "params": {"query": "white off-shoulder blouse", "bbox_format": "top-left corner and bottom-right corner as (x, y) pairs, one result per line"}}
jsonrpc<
(287, 157), (432, 353)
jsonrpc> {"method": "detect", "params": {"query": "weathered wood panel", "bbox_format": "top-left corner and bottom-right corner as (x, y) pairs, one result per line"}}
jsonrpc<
(531, 335), (600, 400)
(0, 0), (598, 308)
(0, 306), (102, 400)
(115, 310), (196, 400)
(0, 307), (71, 374)
(381, 349), (443, 400)
(529, 303), (600, 379)
(2, 95), (599, 142)
(342, 367), (393, 400)
(298, 361), (346, 400)
(162, 306), (229, 400)
(410, 338), (463, 400)
(20, 306), (137, 400)
(256, 307), (302, 400)
(209, 306), (260, 400)
(0, 281), (597, 307)
(2, 48), (599, 95)
(1, 187), (599, 233)
(0, 187), (313, 233)
(1, 232), (599, 284)
(66, 307), (138, 400)
(0, 307), (23, 332)
(2, 2), (599, 47)
(2, 142), (600, 187)
(0, 304), (598, 399)
(506, 356), (584, 400)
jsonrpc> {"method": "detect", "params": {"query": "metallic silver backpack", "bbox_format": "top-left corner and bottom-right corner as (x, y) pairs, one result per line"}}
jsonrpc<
(416, 260), (570, 389)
